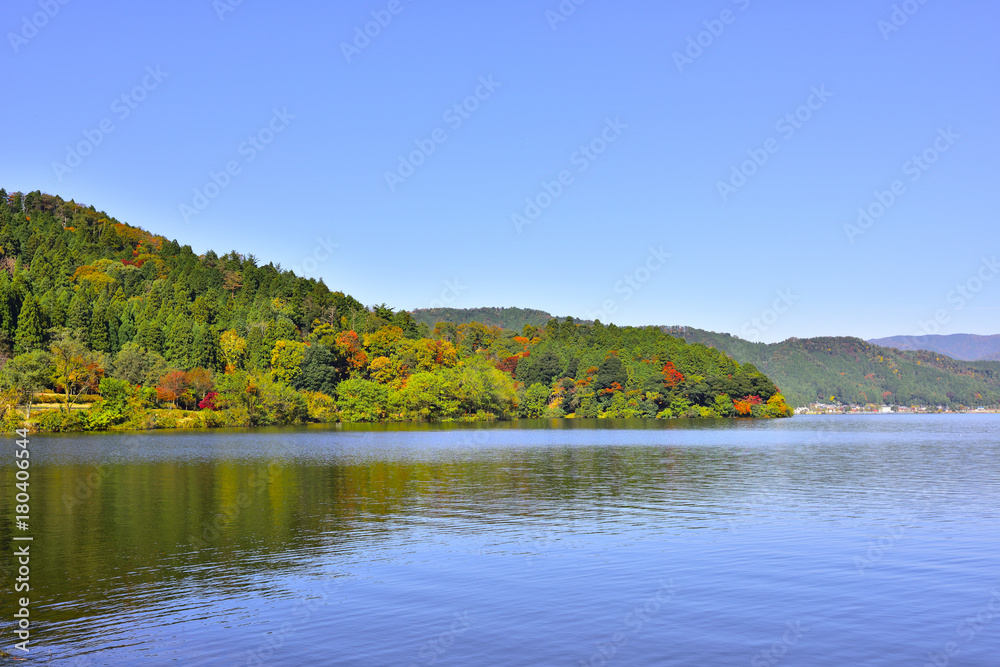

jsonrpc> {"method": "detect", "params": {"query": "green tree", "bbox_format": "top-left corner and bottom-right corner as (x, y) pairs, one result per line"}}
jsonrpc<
(293, 344), (340, 395)
(593, 354), (627, 395)
(88, 377), (136, 429)
(713, 393), (735, 417)
(216, 370), (307, 425)
(165, 316), (194, 368)
(135, 318), (164, 354)
(0, 350), (53, 418)
(191, 324), (219, 370)
(336, 378), (389, 422)
(521, 382), (550, 418)
(67, 289), (92, 334)
(89, 308), (111, 353)
(111, 342), (167, 386)
(14, 295), (44, 355)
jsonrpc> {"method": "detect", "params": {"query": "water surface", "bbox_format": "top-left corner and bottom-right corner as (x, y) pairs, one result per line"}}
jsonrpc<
(3, 415), (999, 665)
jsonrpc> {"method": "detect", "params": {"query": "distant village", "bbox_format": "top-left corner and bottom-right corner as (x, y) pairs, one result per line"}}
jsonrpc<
(795, 403), (999, 415)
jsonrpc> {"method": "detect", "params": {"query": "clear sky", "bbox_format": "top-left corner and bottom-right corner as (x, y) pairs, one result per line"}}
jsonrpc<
(2, 0), (997, 342)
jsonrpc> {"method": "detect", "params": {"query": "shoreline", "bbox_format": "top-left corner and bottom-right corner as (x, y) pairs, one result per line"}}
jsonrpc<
(19, 409), (998, 436)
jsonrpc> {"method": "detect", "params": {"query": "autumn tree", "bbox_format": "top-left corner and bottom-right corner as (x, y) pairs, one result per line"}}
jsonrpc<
(363, 325), (404, 358)
(662, 361), (685, 389)
(220, 329), (247, 372)
(335, 330), (368, 375)
(49, 332), (104, 413)
(222, 270), (243, 299)
(186, 367), (214, 404)
(156, 370), (189, 408)
(271, 340), (305, 383)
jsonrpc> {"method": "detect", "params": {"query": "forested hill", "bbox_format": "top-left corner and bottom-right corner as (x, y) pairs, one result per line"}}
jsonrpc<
(411, 307), (554, 331)
(868, 334), (1000, 361)
(668, 327), (1000, 408)
(0, 189), (792, 430)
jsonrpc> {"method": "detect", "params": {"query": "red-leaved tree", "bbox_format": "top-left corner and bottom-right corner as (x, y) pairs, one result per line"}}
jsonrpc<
(662, 362), (684, 389)
(156, 370), (189, 409)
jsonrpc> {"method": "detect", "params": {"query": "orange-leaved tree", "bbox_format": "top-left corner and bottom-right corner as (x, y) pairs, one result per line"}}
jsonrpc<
(662, 362), (684, 389)
(335, 331), (369, 375)
(156, 370), (189, 409)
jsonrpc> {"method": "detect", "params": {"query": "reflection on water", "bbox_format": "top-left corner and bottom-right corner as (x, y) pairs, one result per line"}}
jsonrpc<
(2, 415), (999, 665)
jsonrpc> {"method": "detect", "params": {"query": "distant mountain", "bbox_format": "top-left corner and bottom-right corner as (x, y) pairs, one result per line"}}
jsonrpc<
(868, 334), (1000, 361)
(410, 307), (555, 331)
(667, 327), (1000, 408)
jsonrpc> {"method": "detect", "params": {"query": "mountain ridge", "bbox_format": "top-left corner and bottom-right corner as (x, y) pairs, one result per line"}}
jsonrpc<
(868, 334), (1000, 361)
(667, 327), (1000, 408)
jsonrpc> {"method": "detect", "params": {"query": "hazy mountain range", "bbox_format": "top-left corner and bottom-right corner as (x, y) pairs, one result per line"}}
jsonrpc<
(867, 334), (1000, 362)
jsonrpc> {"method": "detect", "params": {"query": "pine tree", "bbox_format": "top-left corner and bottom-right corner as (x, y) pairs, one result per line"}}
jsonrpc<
(0, 275), (15, 339)
(136, 318), (164, 355)
(68, 289), (92, 334)
(191, 324), (220, 370)
(117, 314), (135, 348)
(14, 295), (44, 355)
(89, 308), (110, 352)
(165, 316), (193, 368)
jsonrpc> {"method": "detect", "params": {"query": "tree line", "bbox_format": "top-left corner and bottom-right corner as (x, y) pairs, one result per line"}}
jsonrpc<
(0, 189), (791, 432)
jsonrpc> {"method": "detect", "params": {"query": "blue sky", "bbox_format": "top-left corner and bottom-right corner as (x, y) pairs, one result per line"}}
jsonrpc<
(2, 0), (997, 342)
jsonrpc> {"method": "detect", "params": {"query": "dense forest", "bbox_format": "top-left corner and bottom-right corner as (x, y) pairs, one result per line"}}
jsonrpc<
(671, 328), (1000, 408)
(0, 189), (791, 432)
(410, 306), (555, 331)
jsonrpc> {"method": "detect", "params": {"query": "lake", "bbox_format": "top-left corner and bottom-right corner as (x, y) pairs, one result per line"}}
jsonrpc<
(4, 415), (1000, 665)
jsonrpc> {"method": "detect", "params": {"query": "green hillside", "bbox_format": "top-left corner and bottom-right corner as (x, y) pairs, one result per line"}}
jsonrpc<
(668, 327), (1000, 408)
(0, 189), (792, 431)
(410, 306), (554, 331)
